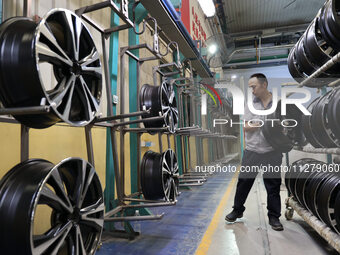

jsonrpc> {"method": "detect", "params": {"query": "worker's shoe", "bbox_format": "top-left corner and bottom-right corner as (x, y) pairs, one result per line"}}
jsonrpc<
(269, 217), (283, 231)
(225, 210), (243, 222)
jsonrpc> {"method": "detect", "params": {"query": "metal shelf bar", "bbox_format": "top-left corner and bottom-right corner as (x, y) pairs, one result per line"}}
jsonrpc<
(293, 146), (340, 155)
(287, 197), (340, 253)
(0, 105), (50, 115)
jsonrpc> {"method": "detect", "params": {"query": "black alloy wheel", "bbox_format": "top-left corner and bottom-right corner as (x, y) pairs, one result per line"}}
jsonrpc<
(316, 173), (340, 232)
(140, 82), (178, 133)
(141, 149), (179, 201)
(327, 87), (340, 141)
(319, 0), (340, 51)
(333, 188), (340, 233)
(294, 36), (330, 87)
(310, 91), (339, 148)
(0, 9), (102, 128)
(0, 158), (104, 255)
(294, 160), (324, 208)
(286, 158), (316, 198)
(301, 97), (323, 148)
(262, 102), (306, 153)
(288, 47), (307, 84)
(305, 171), (333, 220)
(304, 17), (340, 78)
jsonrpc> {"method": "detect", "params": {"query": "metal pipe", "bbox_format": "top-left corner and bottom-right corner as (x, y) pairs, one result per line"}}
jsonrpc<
(85, 126), (95, 166)
(104, 206), (123, 218)
(94, 109), (149, 123)
(101, 34), (123, 203)
(293, 146), (340, 155)
(122, 201), (176, 208)
(112, 115), (164, 127)
(0, 105), (50, 115)
(298, 51), (340, 88)
(20, 125), (29, 162)
(226, 44), (294, 64)
(124, 127), (168, 132)
(158, 133), (163, 153)
(287, 197), (340, 253)
(105, 214), (164, 222)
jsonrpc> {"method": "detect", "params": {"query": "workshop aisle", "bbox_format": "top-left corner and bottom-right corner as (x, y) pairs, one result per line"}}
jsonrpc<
(199, 177), (338, 255)
(97, 170), (338, 255)
(97, 170), (235, 255)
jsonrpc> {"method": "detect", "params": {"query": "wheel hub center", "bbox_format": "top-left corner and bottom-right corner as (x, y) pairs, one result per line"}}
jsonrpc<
(72, 62), (82, 76)
(68, 208), (81, 224)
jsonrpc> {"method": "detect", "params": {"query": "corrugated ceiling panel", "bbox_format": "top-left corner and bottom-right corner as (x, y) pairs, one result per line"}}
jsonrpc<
(223, 0), (325, 33)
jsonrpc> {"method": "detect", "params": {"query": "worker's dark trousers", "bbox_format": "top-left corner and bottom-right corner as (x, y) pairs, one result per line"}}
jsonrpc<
(233, 149), (283, 218)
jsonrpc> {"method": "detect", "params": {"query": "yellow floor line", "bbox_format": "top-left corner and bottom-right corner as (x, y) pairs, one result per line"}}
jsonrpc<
(195, 168), (239, 255)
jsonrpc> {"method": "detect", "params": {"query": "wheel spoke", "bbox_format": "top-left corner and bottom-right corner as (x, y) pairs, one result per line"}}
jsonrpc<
(162, 105), (170, 111)
(163, 158), (171, 173)
(162, 166), (171, 175)
(80, 49), (100, 68)
(164, 179), (171, 199)
(61, 76), (77, 120)
(170, 151), (174, 172)
(81, 66), (102, 77)
(39, 185), (73, 214)
(73, 160), (87, 208)
(33, 221), (72, 255)
(74, 225), (87, 255)
(38, 22), (73, 66)
(51, 75), (76, 107)
(172, 108), (179, 121)
(47, 77), (67, 98)
(79, 76), (100, 113)
(64, 12), (78, 61)
(78, 166), (96, 208)
(49, 169), (73, 211)
(80, 198), (104, 231)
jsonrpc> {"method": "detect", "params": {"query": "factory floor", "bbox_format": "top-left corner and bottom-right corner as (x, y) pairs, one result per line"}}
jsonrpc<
(97, 168), (338, 255)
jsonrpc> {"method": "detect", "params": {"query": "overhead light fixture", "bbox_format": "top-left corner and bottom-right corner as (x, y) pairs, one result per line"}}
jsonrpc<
(197, 0), (216, 17)
(231, 74), (237, 79)
(208, 44), (217, 54)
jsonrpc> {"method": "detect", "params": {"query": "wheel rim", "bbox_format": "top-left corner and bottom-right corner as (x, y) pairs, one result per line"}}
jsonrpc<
(36, 9), (102, 126)
(162, 149), (179, 201)
(302, 97), (323, 148)
(327, 88), (340, 140)
(0, 158), (104, 255)
(140, 82), (178, 133)
(141, 149), (179, 201)
(310, 91), (339, 147)
(0, 9), (102, 128)
(319, 0), (340, 51)
(316, 174), (340, 232)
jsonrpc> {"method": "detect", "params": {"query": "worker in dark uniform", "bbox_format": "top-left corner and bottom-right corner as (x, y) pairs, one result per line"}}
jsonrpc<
(225, 73), (284, 231)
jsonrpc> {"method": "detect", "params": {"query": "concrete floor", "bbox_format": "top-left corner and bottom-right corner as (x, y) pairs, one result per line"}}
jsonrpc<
(97, 170), (338, 255)
(206, 177), (338, 255)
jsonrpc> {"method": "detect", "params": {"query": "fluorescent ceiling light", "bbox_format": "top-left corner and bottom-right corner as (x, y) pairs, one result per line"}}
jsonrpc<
(231, 75), (237, 79)
(208, 44), (217, 54)
(197, 0), (216, 17)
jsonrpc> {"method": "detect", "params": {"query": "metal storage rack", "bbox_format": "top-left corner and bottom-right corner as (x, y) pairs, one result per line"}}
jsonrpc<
(0, 0), (239, 243)
(284, 40), (340, 253)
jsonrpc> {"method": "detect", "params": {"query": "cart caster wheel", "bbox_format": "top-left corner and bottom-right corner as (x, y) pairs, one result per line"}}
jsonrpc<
(285, 208), (294, 220)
